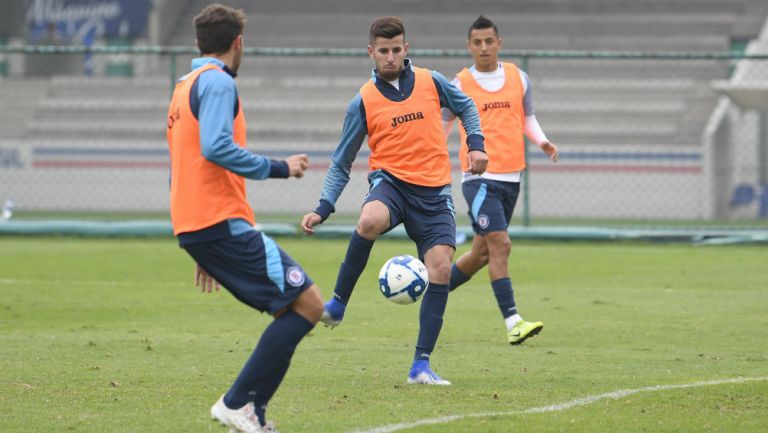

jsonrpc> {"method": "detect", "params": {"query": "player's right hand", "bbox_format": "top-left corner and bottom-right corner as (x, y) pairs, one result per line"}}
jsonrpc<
(195, 264), (220, 293)
(286, 154), (309, 178)
(300, 212), (324, 236)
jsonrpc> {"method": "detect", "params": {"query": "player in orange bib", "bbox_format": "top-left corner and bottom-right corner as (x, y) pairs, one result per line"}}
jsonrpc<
(301, 16), (488, 385)
(443, 16), (559, 346)
(166, 5), (323, 432)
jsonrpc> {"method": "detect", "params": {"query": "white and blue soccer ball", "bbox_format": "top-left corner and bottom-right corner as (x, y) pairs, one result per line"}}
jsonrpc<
(378, 255), (429, 305)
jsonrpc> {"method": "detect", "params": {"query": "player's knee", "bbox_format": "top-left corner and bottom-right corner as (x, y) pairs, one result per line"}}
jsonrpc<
(491, 241), (511, 259)
(356, 214), (386, 238)
(304, 300), (324, 323)
(296, 301), (323, 324)
(470, 240), (490, 263)
(487, 234), (511, 258)
(475, 248), (490, 265)
(292, 285), (324, 323)
(429, 260), (452, 283)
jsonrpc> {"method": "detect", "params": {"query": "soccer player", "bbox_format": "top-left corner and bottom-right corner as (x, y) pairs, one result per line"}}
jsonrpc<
(166, 5), (323, 432)
(443, 15), (559, 345)
(300, 16), (487, 385)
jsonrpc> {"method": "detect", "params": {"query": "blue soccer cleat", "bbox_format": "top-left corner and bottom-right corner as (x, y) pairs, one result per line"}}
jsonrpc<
(407, 360), (451, 385)
(319, 298), (346, 328)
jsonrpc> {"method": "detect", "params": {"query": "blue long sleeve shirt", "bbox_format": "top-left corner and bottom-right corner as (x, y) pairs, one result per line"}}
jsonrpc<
(314, 59), (484, 219)
(190, 57), (288, 179)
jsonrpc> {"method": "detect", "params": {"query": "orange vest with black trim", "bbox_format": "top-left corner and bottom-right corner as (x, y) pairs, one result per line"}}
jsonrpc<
(458, 62), (526, 173)
(166, 63), (254, 235)
(360, 67), (450, 187)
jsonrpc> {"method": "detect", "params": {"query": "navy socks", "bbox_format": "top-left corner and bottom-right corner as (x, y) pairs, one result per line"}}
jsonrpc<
(451, 264), (518, 320)
(332, 230), (375, 305)
(414, 282), (449, 361)
(448, 263), (471, 292)
(224, 311), (314, 420)
(252, 353), (291, 425)
(491, 277), (517, 319)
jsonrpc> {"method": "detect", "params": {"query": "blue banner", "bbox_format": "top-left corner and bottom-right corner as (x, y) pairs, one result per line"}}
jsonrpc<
(26, 0), (152, 42)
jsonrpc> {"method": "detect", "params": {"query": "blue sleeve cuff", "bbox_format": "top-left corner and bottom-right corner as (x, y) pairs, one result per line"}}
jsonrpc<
(268, 160), (290, 178)
(314, 199), (335, 221)
(467, 134), (485, 153)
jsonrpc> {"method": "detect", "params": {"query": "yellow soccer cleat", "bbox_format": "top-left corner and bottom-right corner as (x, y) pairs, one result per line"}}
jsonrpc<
(507, 320), (543, 345)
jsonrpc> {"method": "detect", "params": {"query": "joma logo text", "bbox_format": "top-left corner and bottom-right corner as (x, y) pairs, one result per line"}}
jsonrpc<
(482, 101), (511, 111)
(391, 111), (425, 127)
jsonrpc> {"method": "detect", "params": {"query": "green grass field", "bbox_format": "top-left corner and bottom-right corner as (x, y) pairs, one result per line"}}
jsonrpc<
(1, 237), (767, 433)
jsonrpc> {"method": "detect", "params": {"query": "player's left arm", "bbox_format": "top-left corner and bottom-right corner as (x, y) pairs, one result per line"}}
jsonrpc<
(440, 76), (461, 139)
(198, 72), (306, 178)
(431, 71), (488, 174)
(520, 69), (558, 163)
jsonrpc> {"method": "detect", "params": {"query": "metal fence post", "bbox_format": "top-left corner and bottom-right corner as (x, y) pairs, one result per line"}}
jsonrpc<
(169, 52), (177, 96)
(520, 55), (531, 227)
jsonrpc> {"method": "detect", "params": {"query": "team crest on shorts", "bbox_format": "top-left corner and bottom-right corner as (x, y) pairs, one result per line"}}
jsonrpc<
(286, 266), (306, 287)
(477, 214), (490, 229)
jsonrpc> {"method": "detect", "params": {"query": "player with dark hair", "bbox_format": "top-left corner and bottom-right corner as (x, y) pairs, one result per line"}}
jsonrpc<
(444, 15), (558, 345)
(167, 4), (323, 432)
(301, 16), (487, 385)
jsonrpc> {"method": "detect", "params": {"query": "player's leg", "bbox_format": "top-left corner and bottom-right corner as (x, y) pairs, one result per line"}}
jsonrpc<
(321, 181), (403, 327)
(405, 192), (455, 385)
(244, 284), (323, 428)
(450, 179), (491, 291)
(187, 231), (319, 430)
(487, 181), (542, 345)
(450, 232), (489, 291)
(286, 283), (324, 322)
(408, 243), (454, 385)
(482, 229), (530, 342)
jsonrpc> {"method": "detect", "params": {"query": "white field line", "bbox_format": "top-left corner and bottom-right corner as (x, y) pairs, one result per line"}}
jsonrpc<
(351, 376), (768, 433)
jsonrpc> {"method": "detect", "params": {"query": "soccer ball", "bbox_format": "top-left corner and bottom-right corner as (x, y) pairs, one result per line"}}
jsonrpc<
(378, 255), (429, 305)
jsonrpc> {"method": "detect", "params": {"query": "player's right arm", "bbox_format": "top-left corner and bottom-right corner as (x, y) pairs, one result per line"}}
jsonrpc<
(301, 93), (367, 235)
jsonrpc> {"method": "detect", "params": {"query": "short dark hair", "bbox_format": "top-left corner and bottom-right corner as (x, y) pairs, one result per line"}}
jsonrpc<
(468, 15), (499, 39)
(369, 16), (405, 44)
(194, 3), (246, 55)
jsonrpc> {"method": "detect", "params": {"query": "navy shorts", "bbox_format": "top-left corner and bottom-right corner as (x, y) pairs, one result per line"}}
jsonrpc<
(183, 229), (313, 314)
(462, 179), (520, 235)
(365, 177), (456, 260)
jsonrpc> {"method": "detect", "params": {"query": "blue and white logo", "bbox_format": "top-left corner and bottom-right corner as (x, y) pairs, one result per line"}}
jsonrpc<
(286, 266), (306, 287)
(477, 214), (490, 229)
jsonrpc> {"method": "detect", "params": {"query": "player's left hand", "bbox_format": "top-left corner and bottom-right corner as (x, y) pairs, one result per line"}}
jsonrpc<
(300, 212), (324, 236)
(195, 264), (220, 293)
(467, 150), (488, 175)
(286, 154), (310, 178)
(540, 141), (558, 163)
